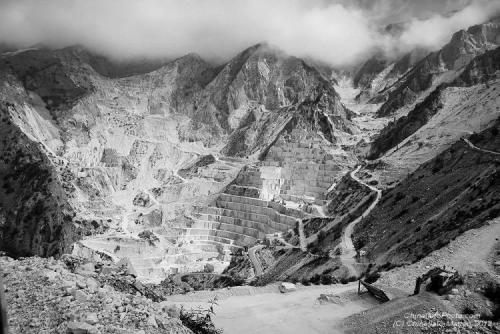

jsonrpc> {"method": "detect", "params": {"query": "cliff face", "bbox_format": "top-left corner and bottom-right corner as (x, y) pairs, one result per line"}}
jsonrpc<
(353, 54), (390, 90)
(376, 18), (500, 117)
(368, 46), (500, 162)
(201, 44), (355, 156)
(352, 48), (429, 104)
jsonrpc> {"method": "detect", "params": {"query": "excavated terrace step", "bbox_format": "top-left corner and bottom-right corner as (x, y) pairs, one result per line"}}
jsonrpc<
(191, 220), (266, 239)
(176, 232), (236, 245)
(195, 210), (293, 232)
(215, 200), (298, 227)
(261, 160), (342, 170)
(217, 193), (307, 218)
(188, 217), (279, 235)
(189, 241), (241, 253)
(182, 228), (257, 246)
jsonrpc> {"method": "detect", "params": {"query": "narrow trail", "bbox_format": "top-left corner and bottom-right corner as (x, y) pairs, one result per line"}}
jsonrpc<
(339, 165), (382, 276)
(462, 138), (500, 155)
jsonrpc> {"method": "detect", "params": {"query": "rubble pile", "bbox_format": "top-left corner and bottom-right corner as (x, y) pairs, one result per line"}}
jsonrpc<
(0, 256), (192, 334)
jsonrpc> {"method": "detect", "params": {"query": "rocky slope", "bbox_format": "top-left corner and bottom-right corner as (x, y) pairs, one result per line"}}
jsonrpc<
(375, 17), (500, 118)
(367, 46), (500, 178)
(0, 255), (193, 334)
(353, 48), (428, 103)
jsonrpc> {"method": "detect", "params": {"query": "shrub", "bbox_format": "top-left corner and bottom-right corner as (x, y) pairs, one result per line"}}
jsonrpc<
(301, 278), (311, 286)
(364, 271), (380, 284)
(179, 298), (223, 334)
(317, 230), (327, 242)
(483, 282), (500, 303)
(432, 157), (445, 174)
(461, 307), (475, 315)
(204, 263), (215, 273)
(394, 192), (405, 202)
(320, 274), (334, 285)
(138, 230), (160, 245)
(310, 274), (321, 285)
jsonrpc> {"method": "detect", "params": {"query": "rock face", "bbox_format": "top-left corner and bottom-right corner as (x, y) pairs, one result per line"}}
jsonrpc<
(352, 49), (428, 103)
(368, 46), (500, 162)
(353, 54), (390, 90)
(376, 18), (500, 117)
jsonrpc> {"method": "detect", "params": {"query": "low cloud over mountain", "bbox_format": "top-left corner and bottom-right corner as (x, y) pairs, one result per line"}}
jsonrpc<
(0, 0), (499, 65)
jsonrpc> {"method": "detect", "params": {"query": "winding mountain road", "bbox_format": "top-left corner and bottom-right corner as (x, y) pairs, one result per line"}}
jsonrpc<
(339, 165), (382, 276)
(248, 245), (265, 276)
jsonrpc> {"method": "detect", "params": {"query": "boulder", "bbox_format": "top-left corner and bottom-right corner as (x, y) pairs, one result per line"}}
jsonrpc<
(66, 321), (95, 334)
(73, 289), (88, 302)
(204, 263), (215, 273)
(279, 282), (297, 293)
(86, 278), (99, 291)
(146, 315), (158, 328)
(75, 262), (96, 275)
(117, 257), (138, 277)
(42, 269), (60, 281)
(100, 265), (118, 275)
(85, 313), (99, 325)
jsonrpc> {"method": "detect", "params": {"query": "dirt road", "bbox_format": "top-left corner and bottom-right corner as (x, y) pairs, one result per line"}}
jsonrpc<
(339, 166), (382, 275)
(166, 283), (379, 334)
(462, 138), (500, 155)
(248, 245), (264, 276)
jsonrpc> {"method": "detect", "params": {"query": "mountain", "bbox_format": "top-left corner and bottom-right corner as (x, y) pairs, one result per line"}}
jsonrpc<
(353, 48), (429, 103)
(2, 14), (500, 334)
(354, 119), (500, 267)
(375, 17), (500, 117)
(0, 43), (356, 275)
(367, 46), (500, 177)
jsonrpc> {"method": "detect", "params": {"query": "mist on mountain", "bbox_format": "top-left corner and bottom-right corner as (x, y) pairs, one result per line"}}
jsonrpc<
(0, 0), (499, 67)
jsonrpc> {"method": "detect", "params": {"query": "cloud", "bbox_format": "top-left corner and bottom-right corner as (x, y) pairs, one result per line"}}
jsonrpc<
(0, 0), (498, 66)
(397, 0), (500, 51)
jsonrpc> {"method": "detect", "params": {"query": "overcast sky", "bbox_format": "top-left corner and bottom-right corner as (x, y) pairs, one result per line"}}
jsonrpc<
(0, 0), (498, 66)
